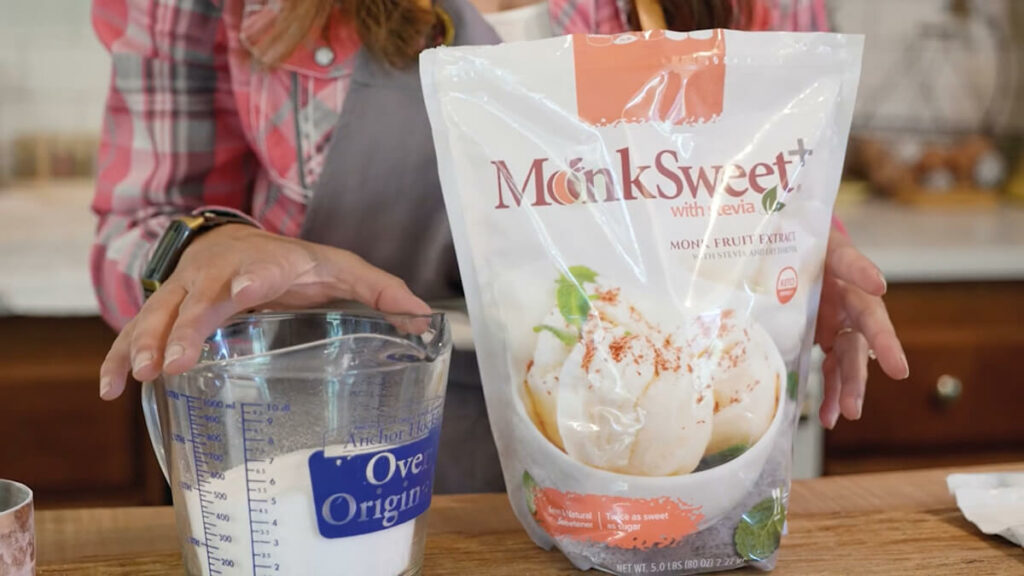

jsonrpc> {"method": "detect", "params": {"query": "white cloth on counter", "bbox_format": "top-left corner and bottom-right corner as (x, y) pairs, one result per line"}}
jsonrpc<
(947, 472), (1024, 547)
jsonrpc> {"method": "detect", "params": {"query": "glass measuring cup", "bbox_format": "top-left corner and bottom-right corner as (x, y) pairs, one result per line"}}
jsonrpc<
(142, 310), (452, 576)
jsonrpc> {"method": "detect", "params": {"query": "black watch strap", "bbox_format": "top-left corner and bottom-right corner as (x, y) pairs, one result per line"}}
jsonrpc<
(141, 210), (255, 299)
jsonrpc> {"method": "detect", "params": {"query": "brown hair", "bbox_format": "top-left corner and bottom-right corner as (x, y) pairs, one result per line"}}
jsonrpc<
(628, 0), (745, 32)
(261, 0), (740, 69)
(255, 0), (436, 68)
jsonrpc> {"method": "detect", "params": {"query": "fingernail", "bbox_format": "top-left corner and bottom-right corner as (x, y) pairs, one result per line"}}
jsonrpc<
(231, 275), (253, 298)
(855, 396), (864, 420)
(826, 410), (839, 430)
(132, 351), (154, 373)
(164, 343), (185, 367)
(877, 271), (888, 294)
(900, 353), (910, 379)
(99, 377), (112, 399)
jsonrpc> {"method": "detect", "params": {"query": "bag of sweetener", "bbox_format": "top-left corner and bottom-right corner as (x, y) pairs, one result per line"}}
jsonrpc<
(421, 29), (862, 574)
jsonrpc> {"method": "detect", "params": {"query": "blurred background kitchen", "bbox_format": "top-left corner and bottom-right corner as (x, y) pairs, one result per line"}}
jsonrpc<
(1, 0), (1022, 508)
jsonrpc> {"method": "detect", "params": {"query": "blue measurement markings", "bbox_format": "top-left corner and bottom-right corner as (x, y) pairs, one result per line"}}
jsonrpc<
(241, 402), (281, 574)
(183, 394), (236, 575)
(171, 392), (291, 575)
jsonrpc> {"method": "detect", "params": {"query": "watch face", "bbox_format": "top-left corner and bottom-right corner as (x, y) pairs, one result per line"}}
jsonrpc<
(141, 277), (162, 298)
(141, 220), (198, 297)
(139, 211), (253, 299)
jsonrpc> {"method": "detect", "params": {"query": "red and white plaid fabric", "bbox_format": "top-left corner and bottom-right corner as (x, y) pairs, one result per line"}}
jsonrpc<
(91, 0), (829, 330)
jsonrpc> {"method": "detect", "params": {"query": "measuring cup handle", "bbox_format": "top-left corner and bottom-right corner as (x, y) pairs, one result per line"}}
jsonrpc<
(141, 380), (171, 484)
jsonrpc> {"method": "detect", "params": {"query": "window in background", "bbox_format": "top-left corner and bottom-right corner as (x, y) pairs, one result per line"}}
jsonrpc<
(830, 0), (1023, 206)
(0, 1), (110, 184)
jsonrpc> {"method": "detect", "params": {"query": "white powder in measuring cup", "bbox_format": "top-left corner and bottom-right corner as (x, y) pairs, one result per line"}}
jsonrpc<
(182, 446), (415, 576)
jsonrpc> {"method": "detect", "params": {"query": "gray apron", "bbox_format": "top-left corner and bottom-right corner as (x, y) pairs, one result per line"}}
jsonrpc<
(300, 0), (503, 494)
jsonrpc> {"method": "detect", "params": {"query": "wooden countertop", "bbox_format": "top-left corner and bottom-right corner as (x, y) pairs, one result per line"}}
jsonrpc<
(35, 463), (1024, 575)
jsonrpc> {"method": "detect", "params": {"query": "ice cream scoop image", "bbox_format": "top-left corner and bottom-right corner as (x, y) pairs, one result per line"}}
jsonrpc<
(524, 269), (714, 476)
(524, 307), (574, 450)
(687, 310), (784, 457)
(556, 312), (714, 476)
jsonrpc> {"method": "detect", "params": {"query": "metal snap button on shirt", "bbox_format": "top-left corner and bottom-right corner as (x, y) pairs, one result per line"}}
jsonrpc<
(314, 46), (335, 67)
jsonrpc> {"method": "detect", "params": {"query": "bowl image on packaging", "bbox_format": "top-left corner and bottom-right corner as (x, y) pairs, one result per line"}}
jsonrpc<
(502, 270), (790, 550)
(515, 352), (787, 533)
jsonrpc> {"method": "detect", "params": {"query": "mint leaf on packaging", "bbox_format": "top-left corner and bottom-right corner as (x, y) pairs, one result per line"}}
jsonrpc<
(787, 371), (799, 401)
(533, 325), (579, 347)
(566, 265), (598, 284)
(523, 470), (538, 516)
(761, 186), (777, 214)
(694, 444), (748, 472)
(761, 186), (774, 213)
(761, 186), (786, 214)
(557, 281), (590, 327)
(734, 489), (787, 562)
(555, 266), (598, 327)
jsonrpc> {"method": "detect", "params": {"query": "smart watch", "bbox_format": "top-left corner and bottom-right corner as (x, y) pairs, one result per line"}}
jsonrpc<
(141, 210), (255, 299)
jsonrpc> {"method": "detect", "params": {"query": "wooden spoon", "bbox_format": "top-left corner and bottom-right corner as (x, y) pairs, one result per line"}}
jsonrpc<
(635, 0), (667, 30)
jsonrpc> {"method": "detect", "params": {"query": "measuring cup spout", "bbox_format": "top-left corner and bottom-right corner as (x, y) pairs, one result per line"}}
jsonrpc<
(141, 380), (171, 483)
(423, 313), (451, 362)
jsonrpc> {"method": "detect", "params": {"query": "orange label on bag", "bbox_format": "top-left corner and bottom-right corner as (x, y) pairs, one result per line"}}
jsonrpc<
(532, 487), (704, 549)
(573, 30), (726, 127)
(776, 266), (798, 304)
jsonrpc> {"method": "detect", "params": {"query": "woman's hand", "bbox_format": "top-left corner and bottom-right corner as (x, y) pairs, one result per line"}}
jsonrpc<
(815, 226), (909, 429)
(99, 225), (430, 400)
